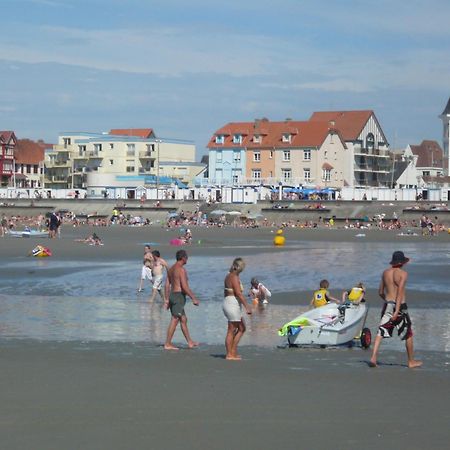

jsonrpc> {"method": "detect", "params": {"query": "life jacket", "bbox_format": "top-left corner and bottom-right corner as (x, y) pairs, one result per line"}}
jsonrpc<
(313, 288), (328, 307)
(348, 287), (364, 302)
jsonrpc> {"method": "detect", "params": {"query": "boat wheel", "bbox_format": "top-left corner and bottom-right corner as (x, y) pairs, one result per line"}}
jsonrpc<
(360, 328), (372, 349)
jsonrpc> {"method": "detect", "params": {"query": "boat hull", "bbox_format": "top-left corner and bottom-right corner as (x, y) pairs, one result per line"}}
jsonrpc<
(285, 303), (368, 347)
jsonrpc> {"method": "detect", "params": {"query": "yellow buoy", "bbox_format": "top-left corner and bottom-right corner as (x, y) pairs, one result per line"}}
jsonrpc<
(273, 229), (285, 246)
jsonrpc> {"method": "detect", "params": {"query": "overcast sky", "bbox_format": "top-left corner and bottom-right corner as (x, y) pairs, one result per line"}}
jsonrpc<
(1, 0), (449, 157)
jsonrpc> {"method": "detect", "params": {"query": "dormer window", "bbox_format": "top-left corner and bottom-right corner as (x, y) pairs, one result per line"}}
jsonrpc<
(282, 133), (291, 143)
(215, 135), (225, 145)
(233, 134), (242, 144)
(253, 134), (261, 144)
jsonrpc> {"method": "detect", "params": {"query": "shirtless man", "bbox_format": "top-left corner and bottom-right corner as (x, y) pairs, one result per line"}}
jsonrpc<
(164, 249), (200, 350)
(137, 245), (154, 292)
(149, 250), (169, 302)
(369, 251), (422, 369)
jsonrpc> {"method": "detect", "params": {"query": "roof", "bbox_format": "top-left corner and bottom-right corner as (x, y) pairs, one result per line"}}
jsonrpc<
(409, 140), (444, 168)
(208, 120), (345, 149)
(109, 129), (154, 138)
(15, 139), (49, 164)
(441, 97), (450, 116)
(309, 110), (374, 141)
(0, 131), (16, 144)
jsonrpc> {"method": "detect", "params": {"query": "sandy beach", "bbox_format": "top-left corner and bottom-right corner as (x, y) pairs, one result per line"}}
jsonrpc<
(1, 225), (449, 449)
(1, 340), (449, 450)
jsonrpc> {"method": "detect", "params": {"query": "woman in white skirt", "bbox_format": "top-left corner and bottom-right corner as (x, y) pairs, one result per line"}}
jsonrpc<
(223, 257), (252, 360)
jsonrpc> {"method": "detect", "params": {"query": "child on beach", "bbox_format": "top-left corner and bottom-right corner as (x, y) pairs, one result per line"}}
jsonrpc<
(341, 282), (366, 304)
(249, 278), (272, 305)
(310, 279), (340, 308)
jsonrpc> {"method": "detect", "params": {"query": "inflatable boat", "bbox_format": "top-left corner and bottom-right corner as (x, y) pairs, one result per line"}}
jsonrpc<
(8, 229), (48, 238)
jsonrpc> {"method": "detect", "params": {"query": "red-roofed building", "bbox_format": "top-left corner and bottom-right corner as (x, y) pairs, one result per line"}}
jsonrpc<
(207, 119), (348, 187)
(309, 110), (391, 187)
(14, 139), (50, 188)
(0, 131), (17, 186)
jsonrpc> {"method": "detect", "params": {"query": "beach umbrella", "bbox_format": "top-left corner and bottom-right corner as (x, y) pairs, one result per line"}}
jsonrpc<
(210, 209), (227, 215)
(227, 211), (242, 216)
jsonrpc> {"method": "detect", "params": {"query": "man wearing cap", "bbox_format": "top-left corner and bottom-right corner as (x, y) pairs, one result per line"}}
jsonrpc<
(369, 251), (422, 368)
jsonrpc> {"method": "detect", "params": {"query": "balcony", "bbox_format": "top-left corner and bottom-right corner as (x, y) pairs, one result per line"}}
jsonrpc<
(45, 160), (71, 168)
(139, 151), (155, 159)
(354, 147), (390, 157)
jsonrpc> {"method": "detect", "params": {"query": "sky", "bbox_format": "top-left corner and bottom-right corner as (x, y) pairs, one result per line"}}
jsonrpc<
(1, 0), (449, 158)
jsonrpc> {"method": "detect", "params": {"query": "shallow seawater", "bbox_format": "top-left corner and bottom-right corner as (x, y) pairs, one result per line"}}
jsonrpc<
(0, 241), (449, 351)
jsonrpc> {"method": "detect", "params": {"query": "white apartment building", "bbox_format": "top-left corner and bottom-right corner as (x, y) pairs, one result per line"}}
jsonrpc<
(45, 129), (204, 193)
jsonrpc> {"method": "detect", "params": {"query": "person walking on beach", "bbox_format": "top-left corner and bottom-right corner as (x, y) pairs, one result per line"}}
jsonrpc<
(223, 258), (252, 360)
(1, 214), (7, 237)
(149, 250), (168, 302)
(137, 245), (154, 292)
(369, 251), (422, 369)
(164, 249), (200, 350)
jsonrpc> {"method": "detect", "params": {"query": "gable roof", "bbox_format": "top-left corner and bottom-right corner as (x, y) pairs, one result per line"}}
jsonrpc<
(410, 140), (444, 168)
(309, 110), (374, 141)
(109, 128), (154, 139)
(441, 97), (450, 116)
(208, 120), (345, 149)
(0, 131), (17, 145)
(15, 139), (49, 164)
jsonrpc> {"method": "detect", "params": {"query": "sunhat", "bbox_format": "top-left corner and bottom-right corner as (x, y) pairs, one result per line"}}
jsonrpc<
(390, 251), (410, 265)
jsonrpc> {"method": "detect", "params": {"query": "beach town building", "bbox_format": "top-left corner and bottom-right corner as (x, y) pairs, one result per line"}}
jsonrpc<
(207, 119), (348, 188)
(439, 96), (450, 175)
(208, 110), (391, 188)
(308, 110), (391, 187)
(13, 139), (49, 189)
(0, 131), (16, 187)
(44, 129), (204, 196)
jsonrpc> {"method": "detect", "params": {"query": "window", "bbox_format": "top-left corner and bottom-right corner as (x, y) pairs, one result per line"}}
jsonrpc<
(253, 151), (261, 162)
(215, 135), (224, 144)
(127, 143), (135, 156)
(283, 150), (290, 162)
(233, 151), (241, 162)
(252, 169), (261, 180)
(63, 137), (71, 148)
(269, 150), (273, 159)
(109, 159), (114, 165)
(282, 133), (291, 143)
(422, 171), (430, 176)
(78, 145), (86, 156)
(324, 151), (328, 159)
(94, 144), (102, 152)
(232, 170), (241, 184)
(282, 169), (291, 181)
(366, 133), (375, 150)
(304, 168), (311, 182)
(146, 144), (155, 153)
(253, 135), (261, 143)
(216, 151), (222, 162)
(322, 169), (331, 182)
(110, 143), (114, 149)
(233, 134), (242, 144)
(126, 160), (135, 172)
(303, 149), (311, 161)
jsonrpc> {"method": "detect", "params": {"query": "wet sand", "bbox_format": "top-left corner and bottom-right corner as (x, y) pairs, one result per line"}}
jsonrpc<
(1, 340), (449, 450)
(1, 225), (449, 449)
